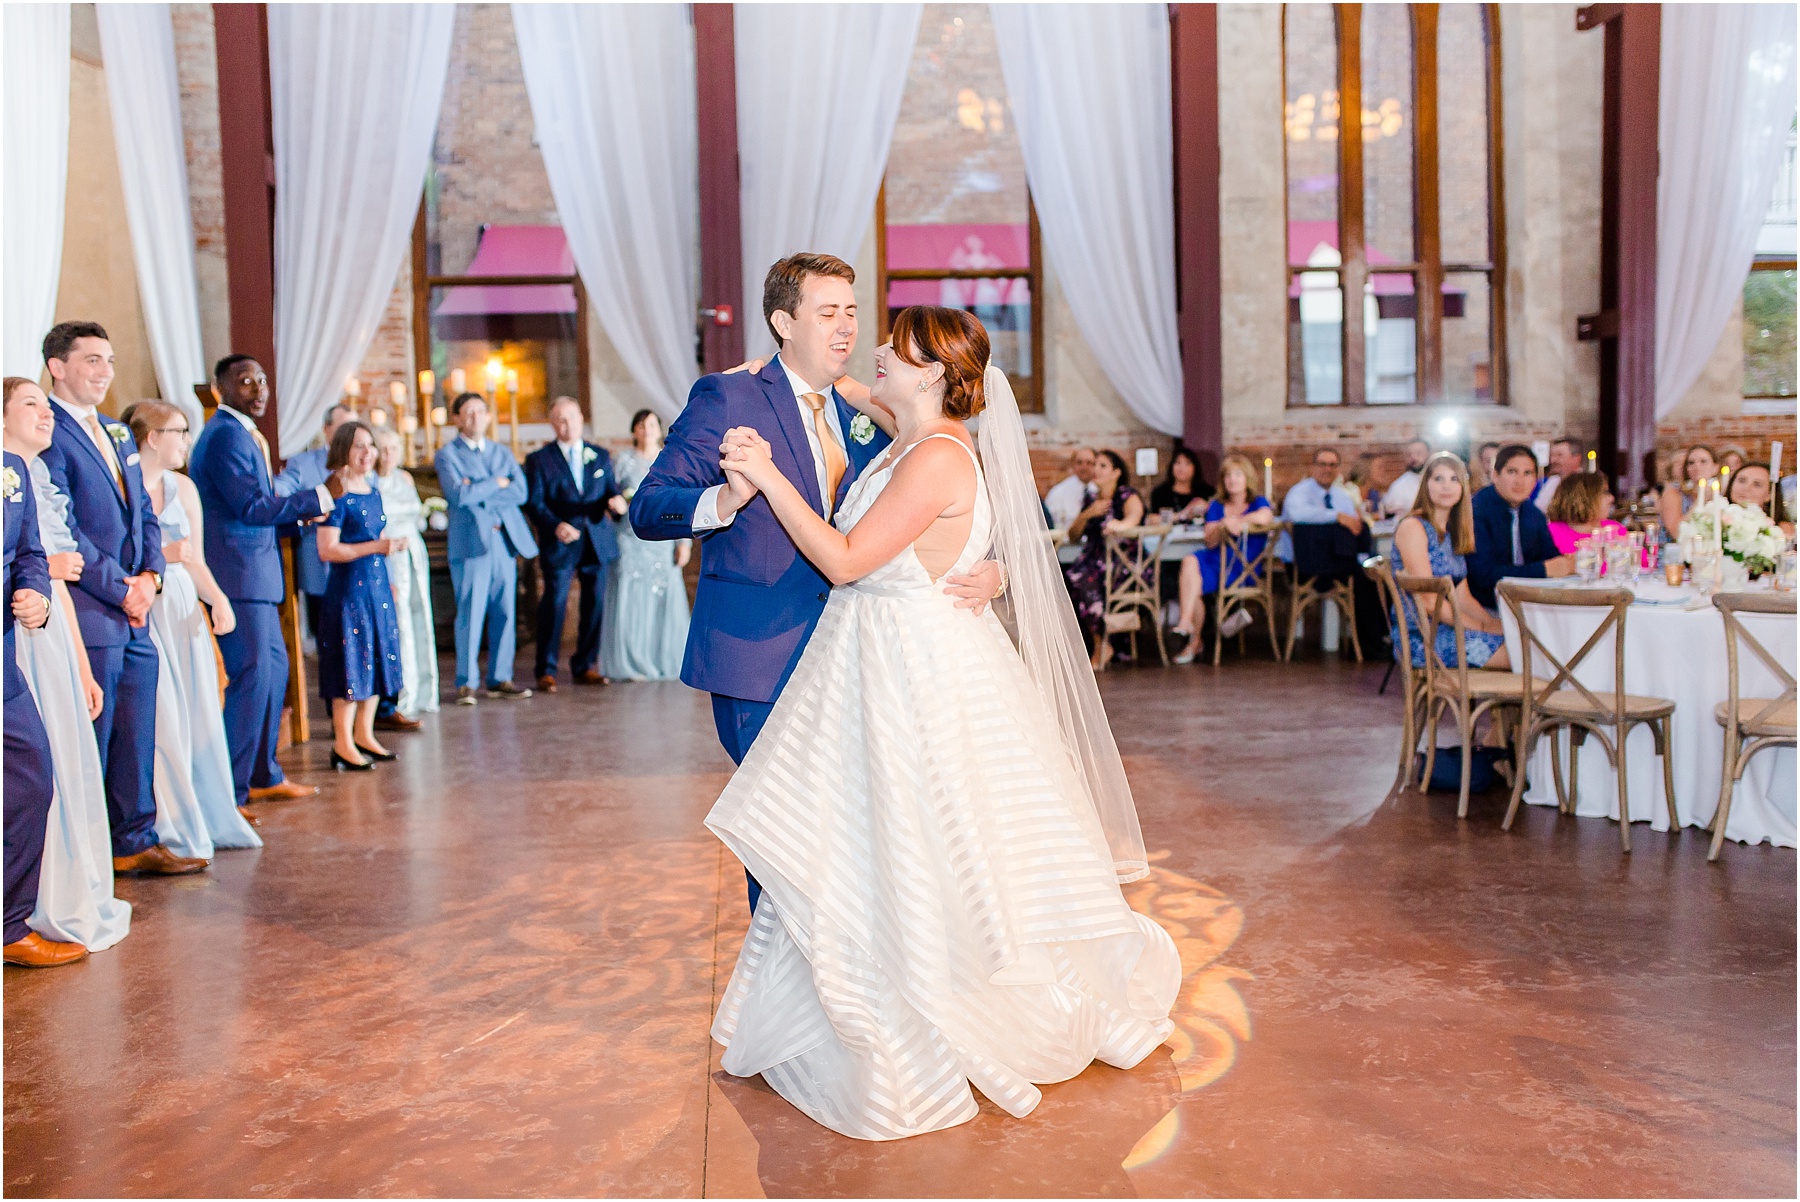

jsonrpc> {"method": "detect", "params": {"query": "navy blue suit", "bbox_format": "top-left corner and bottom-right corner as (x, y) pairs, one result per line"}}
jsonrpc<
(42, 402), (165, 857)
(274, 446), (330, 600)
(4, 452), (55, 943)
(525, 441), (620, 679)
(188, 406), (324, 804)
(1468, 483), (1562, 610)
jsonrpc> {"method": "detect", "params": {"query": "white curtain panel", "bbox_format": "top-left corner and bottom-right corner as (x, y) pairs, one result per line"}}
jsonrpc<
(96, 4), (208, 424)
(512, 4), (698, 421)
(268, 4), (453, 454)
(991, 4), (1184, 436)
(734, 4), (921, 361)
(3, 3), (71, 377)
(1656, 3), (1797, 418)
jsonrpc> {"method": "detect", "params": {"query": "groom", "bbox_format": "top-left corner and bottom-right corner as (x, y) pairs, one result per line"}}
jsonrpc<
(631, 253), (999, 908)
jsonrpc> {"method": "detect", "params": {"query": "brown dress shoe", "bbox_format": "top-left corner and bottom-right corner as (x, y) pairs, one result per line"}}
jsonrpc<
(575, 669), (610, 686)
(248, 780), (317, 802)
(374, 712), (423, 733)
(3, 932), (88, 968)
(113, 845), (209, 876)
(536, 674), (558, 693)
(486, 681), (533, 699)
(238, 806), (261, 828)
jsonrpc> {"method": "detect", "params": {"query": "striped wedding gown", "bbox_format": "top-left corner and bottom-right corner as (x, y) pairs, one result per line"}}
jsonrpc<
(706, 434), (1180, 1141)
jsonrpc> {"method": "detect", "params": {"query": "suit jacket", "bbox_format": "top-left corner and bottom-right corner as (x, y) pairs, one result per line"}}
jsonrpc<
(188, 408), (325, 604)
(524, 441), (620, 569)
(4, 451), (50, 700)
(41, 403), (164, 648)
(274, 446), (330, 595)
(1468, 483), (1560, 609)
(434, 437), (540, 563)
(628, 360), (890, 703)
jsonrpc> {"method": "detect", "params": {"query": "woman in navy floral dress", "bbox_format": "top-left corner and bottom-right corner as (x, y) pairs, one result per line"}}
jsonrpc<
(316, 421), (404, 770)
(1061, 450), (1144, 669)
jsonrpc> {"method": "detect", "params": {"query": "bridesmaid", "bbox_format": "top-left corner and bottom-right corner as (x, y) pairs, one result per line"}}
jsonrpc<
(374, 427), (439, 720)
(601, 409), (691, 681)
(126, 402), (262, 855)
(3, 378), (131, 951)
(315, 421), (403, 770)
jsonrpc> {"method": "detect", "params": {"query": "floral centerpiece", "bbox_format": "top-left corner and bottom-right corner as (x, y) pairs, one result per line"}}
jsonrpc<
(1680, 496), (1785, 577)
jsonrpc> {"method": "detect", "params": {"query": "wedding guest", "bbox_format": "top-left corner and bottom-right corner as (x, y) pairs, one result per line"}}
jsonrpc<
(3, 442), (86, 968)
(1468, 444), (1574, 611)
(275, 403), (352, 639)
(1382, 438), (1431, 516)
(436, 393), (538, 704)
(1726, 463), (1793, 536)
(5, 379), (130, 954)
(1394, 452), (1509, 670)
(1658, 444), (1718, 534)
(188, 354), (337, 809)
(315, 422), (402, 770)
(1063, 450), (1143, 669)
(1044, 447), (1097, 532)
(125, 402), (261, 855)
(1345, 451), (1381, 514)
(601, 408), (691, 681)
(524, 396), (624, 691)
(1147, 447), (1212, 521)
(1546, 471), (1628, 554)
(1473, 441), (1502, 490)
(1533, 439), (1583, 513)
(1278, 445), (1363, 562)
(1172, 454), (1275, 663)
(373, 427), (438, 723)
(39, 322), (206, 877)
(1718, 444), (1749, 475)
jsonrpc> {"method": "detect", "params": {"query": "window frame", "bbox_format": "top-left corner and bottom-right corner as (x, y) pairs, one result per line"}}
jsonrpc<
(1744, 256), (1797, 402)
(1281, 2), (1508, 408)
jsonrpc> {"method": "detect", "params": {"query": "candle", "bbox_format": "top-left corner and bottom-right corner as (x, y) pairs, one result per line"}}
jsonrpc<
(389, 380), (406, 408)
(369, 408), (388, 426)
(1263, 457), (1273, 500)
(504, 368), (519, 397)
(448, 368), (466, 396)
(485, 355), (504, 392)
(1771, 441), (1783, 482)
(400, 413), (418, 434)
(418, 369), (435, 399)
(430, 406), (448, 427)
(1586, 450), (1597, 473)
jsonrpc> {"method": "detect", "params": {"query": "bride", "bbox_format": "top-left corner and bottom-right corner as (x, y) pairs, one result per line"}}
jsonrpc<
(707, 306), (1179, 1141)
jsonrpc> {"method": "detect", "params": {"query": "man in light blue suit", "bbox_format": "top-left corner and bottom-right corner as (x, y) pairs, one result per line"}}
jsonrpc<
(274, 403), (352, 637)
(435, 391), (539, 704)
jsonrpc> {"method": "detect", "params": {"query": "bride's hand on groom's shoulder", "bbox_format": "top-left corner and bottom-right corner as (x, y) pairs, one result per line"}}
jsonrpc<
(723, 358), (766, 376)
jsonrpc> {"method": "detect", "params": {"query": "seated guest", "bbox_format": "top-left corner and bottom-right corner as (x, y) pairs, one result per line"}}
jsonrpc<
(1473, 441), (1501, 490)
(1148, 447), (1213, 521)
(5, 378), (130, 954)
(1468, 444), (1574, 611)
(274, 404), (352, 639)
(601, 408), (692, 682)
(524, 396), (624, 691)
(373, 427), (438, 723)
(1546, 470), (1627, 554)
(1726, 462), (1793, 536)
(1381, 438), (1431, 516)
(1718, 444), (1748, 475)
(1173, 453), (1275, 663)
(1533, 438), (1582, 512)
(1044, 446), (1097, 532)
(1394, 452), (1509, 671)
(315, 422), (403, 770)
(1658, 444), (1718, 535)
(1345, 451), (1381, 515)
(126, 401), (261, 856)
(1062, 449), (1143, 669)
(1279, 445), (1363, 562)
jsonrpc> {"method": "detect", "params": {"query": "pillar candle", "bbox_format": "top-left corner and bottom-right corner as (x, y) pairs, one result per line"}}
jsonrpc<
(1263, 457), (1273, 500)
(448, 368), (466, 396)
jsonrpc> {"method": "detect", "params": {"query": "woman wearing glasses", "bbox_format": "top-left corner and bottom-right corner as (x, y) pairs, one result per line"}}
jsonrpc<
(124, 402), (262, 857)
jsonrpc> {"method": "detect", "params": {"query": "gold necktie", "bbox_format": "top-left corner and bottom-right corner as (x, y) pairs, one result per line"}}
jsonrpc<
(802, 392), (846, 517)
(249, 425), (273, 477)
(85, 412), (124, 494)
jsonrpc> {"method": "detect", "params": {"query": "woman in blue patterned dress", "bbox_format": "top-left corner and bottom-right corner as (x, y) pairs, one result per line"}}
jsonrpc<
(1392, 451), (1509, 671)
(315, 421), (404, 770)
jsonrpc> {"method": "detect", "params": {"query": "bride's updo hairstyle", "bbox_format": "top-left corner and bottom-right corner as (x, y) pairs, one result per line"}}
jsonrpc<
(889, 306), (990, 421)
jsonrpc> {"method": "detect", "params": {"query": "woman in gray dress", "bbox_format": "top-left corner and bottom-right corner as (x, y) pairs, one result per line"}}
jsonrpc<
(600, 409), (690, 681)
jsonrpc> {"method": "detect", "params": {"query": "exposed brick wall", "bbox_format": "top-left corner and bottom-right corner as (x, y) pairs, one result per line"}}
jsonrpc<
(1654, 414), (1799, 485)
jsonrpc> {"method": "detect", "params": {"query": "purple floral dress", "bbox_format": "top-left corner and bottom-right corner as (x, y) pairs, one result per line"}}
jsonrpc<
(1063, 486), (1140, 644)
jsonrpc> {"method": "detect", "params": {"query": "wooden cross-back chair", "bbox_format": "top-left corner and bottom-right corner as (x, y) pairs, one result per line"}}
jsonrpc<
(1284, 524), (1364, 663)
(1710, 592), (1798, 861)
(1207, 521), (1284, 665)
(1498, 583), (1678, 852)
(1364, 555), (1427, 796)
(1099, 523), (1171, 668)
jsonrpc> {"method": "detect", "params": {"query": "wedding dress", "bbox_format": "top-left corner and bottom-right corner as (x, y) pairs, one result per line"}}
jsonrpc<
(707, 431), (1180, 1141)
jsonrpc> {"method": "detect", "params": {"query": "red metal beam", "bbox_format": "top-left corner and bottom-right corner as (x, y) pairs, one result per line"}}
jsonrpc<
(1170, 3), (1223, 472)
(694, 4), (745, 373)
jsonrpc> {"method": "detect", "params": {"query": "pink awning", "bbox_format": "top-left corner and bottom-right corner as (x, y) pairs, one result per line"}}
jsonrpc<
(435, 225), (576, 316)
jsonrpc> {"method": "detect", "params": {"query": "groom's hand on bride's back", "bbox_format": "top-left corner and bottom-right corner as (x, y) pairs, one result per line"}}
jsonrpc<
(943, 559), (1004, 617)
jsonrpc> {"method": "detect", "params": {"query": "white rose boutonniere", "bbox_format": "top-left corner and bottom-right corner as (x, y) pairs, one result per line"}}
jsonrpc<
(2, 466), (20, 502)
(107, 423), (131, 445)
(581, 446), (598, 465)
(849, 414), (876, 446)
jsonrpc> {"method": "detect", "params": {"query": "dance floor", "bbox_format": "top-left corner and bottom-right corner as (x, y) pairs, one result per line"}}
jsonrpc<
(6, 656), (1794, 1197)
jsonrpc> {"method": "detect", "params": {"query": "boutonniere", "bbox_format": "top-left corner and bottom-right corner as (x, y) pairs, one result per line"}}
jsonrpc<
(849, 414), (876, 446)
(622, 485), (637, 501)
(581, 446), (599, 465)
(2, 466), (20, 502)
(107, 424), (131, 445)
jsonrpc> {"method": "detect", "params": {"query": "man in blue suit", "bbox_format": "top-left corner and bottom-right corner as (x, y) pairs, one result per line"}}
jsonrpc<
(188, 354), (345, 809)
(524, 396), (625, 690)
(436, 391), (539, 704)
(2, 445), (86, 967)
(38, 322), (206, 876)
(274, 402), (352, 638)
(1468, 443), (1574, 611)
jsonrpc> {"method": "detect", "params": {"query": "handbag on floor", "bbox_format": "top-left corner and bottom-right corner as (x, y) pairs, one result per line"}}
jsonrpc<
(1416, 746), (1509, 795)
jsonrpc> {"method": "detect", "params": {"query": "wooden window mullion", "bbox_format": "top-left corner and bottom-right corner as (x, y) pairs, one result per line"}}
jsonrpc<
(1338, 4), (1367, 405)
(1486, 3), (1508, 406)
(1413, 4), (1445, 404)
(1028, 188), (1045, 415)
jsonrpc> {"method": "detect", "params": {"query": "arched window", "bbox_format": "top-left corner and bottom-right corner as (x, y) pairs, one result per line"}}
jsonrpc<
(1284, 4), (1505, 407)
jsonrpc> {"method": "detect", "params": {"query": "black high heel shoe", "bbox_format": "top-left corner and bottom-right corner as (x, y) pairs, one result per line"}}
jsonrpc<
(331, 749), (374, 772)
(353, 743), (397, 763)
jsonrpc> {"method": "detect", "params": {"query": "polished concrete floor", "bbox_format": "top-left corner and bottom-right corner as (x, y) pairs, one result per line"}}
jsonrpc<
(5, 652), (1794, 1197)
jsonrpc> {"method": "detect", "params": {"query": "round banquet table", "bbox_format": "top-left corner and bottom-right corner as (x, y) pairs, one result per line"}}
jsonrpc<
(1497, 578), (1796, 849)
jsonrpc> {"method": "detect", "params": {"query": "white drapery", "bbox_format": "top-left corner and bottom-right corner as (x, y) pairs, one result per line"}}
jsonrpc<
(734, 4), (921, 360)
(512, 4), (698, 421)
(268, 4), (453, 454)
(991, 4), (1184, 436)
(3, 3), (71, 377)
(95, 4), (208, 424)
(1656, 4), (1797, 417)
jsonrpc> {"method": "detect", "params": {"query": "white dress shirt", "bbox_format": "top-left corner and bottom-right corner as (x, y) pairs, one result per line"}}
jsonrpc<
(557, 438), (585, 490)
(1533, 473), (1561, 513)
(1044, 473), (1094, 532)
(50, 393), (126, 489)
(1382, 468), (1422, 517)
(217, 402), (334, 513)
(694, 354), (846, 531)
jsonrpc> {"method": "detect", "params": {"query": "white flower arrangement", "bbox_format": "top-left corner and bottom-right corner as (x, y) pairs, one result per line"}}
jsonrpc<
(1680, 496), (1785, 576)
(106, 423), (131, 444)
(849, 414), (876, 446)
(2, 465), (20, 502)
(581, 446), (599, 465)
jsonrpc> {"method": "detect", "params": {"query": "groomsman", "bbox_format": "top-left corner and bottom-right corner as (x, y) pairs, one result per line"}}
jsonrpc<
(274, 403), (352, 637)
(524, 396), (625, 691)
(435, 392), (539, 704)
(3, 446), (86, 967)
(38, 322), (206, 876)
(188, 354), (343, 810)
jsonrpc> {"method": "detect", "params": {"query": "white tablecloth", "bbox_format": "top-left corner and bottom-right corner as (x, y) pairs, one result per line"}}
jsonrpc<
(1498, 580), (1796, 848)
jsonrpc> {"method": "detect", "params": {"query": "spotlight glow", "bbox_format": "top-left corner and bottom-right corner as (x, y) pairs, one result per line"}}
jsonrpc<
(1437, 417), (1458, 437)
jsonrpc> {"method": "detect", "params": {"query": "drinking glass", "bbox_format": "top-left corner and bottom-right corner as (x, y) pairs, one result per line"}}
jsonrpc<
(1575, 538), (1599, 582)
(1691, 548), (1721, 595)
(1778, 545), (1798, 593)
(1605, 537), (1636, 583)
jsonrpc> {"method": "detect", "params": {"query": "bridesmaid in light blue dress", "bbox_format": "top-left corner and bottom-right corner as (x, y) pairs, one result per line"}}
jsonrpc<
(601, 410), (690, 681)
